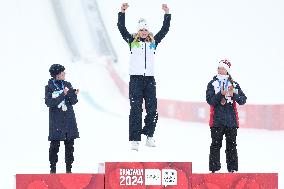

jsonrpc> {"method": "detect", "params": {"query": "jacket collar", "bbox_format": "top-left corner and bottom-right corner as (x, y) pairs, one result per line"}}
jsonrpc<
(216, 74), (229, 81)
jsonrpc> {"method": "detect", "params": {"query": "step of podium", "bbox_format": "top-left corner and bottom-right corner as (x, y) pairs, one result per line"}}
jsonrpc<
(16, 174), (104, 189)
(192, 173), (278, 189)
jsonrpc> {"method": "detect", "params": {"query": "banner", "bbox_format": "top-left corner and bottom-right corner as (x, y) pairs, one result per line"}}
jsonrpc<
(106, 61), (284, 130)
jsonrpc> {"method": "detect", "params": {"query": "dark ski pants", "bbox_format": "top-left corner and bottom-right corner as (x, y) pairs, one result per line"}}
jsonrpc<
(129, 75), (158, 141)
(49, 139), (74, 165)
(209, 127), (238, 172)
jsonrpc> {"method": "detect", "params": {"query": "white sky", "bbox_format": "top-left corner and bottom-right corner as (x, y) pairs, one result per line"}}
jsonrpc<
(98, 0), (284, 104)
(0, 0), (283, 188)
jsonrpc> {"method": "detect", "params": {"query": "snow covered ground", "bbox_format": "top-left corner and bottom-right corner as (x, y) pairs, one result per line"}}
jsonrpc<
(2, 61), (284, 188)
(0, 0), (283, 188)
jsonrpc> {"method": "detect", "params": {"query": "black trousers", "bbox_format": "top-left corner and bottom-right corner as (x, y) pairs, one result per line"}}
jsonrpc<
(49, 139), (74, 165)
(129, 75), (158, 141)
(209, 127), (238, 172)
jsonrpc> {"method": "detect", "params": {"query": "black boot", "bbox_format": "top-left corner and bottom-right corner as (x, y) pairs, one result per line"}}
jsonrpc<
(50, 163), (56, 174)
(49, 141), (60, 174)
(66, 163), (72, 173)
(228, 170), (236, 173)
(64, 139), (74, 173)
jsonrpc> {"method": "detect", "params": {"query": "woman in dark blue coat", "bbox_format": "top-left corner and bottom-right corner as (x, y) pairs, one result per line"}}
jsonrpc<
(45, 64), (79, 173)
(206, 59), (247, 173)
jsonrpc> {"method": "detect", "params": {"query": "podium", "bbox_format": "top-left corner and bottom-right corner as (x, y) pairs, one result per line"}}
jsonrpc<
(192, 173), (278, 189)
(16, 174), (104, 189)
(16, 162), (278, 189)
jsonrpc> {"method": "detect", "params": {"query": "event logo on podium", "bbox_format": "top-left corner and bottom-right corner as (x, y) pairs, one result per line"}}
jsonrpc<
(105, 162), (192, 189)
(119, 168), (177, 186)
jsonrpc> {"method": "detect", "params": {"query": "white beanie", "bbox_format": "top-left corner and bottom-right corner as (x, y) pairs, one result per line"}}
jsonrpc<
(218, 59), (231, 74)
(137, 18), (149, 31)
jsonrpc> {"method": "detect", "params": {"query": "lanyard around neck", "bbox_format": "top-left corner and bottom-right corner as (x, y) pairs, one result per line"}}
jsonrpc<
(218, 79), (229, 90)
(52, 80), (64, 90)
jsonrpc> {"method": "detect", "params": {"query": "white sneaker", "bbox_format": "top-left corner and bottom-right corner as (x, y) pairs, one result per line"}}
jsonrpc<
(131, 141), (139, 151)
(145, 137), (156, 147)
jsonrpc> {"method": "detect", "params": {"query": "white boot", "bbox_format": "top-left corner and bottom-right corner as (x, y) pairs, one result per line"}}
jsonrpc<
(146, 137), (156, 147)
(131, 141), (139, 151)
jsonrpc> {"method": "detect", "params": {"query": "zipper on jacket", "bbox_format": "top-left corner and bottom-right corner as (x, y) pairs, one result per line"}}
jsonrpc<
(144, 42), (146, 76)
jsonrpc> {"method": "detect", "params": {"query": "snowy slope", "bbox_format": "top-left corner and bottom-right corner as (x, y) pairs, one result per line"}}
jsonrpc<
(97, 0), (284, 104)
(0, 0), (284, 188)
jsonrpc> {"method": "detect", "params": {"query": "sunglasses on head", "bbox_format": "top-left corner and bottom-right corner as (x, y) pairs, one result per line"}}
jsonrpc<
(139, 29), (148, 32)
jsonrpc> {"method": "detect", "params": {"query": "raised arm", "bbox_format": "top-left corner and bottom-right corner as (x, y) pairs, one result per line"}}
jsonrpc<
(117, 3), (134, 43)
(154, 4), (171, 45)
